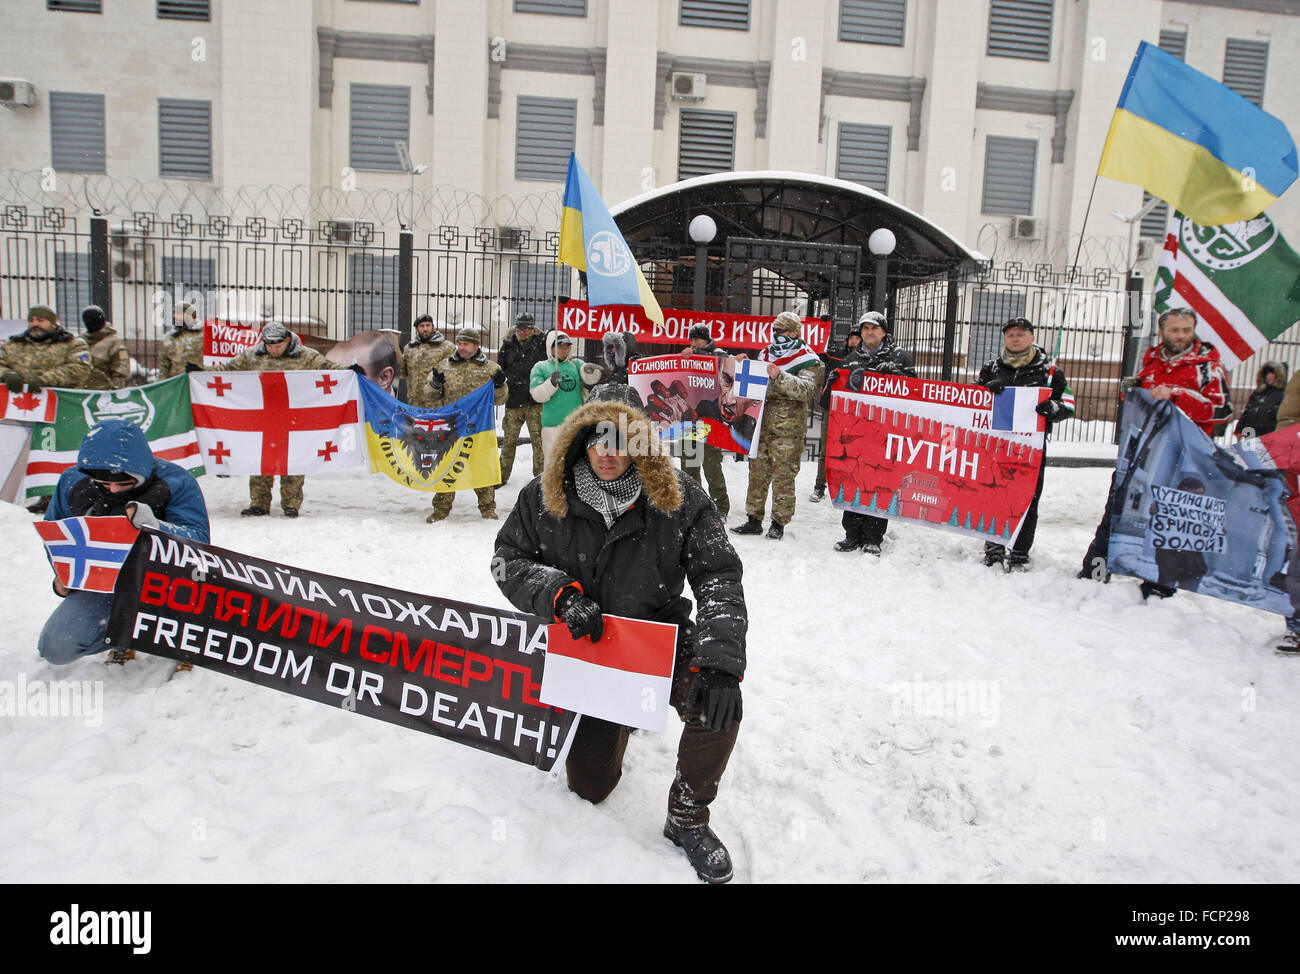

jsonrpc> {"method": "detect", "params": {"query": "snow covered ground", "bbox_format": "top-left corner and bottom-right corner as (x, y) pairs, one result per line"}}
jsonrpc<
(3, 449), (1299, 884)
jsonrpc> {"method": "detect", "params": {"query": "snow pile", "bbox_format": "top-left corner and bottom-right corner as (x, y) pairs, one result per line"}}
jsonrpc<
(3, 452), (1298, 882)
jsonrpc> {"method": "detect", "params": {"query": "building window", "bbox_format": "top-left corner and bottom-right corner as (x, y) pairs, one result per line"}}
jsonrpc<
(157, 0), (210, 20)
(1223, 39), (1268, 107)
(981, 135), (1037, 215)
(348, 254), (399, 336)
(515, 96), (577, 182)
(158, 99), (212, 180)
(54, 251), (92, 322)
(839, 0), (905, 47)
(511, 262), (561, 330)
(1139, 192), (1169, 239)
(836, 123), (891, 194)
(968, 291), (1027, 369)
(49, 92), (106, 174)
(161, 255), (216, 298)
(678, 109), (736, 180)
(1157, 29), (1186, 61)
(349, 84), (411, 173)
(986, 0), (1053, 62)
(47, 0), (101, 12)
(514, 0), (587, 15)
(679, 0), (750, 31)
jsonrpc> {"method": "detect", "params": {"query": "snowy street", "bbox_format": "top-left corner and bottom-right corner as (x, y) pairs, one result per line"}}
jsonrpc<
(3, 452), (1298, 884)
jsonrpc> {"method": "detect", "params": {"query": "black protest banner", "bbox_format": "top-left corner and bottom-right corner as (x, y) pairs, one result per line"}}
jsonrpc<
(106, 530), (579, 772)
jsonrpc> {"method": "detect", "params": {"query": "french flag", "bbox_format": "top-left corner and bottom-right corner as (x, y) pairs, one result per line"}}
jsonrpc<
(990, 386), (1048, 435)
(34, 516), (139, 593)
(540, 615), (678, 733)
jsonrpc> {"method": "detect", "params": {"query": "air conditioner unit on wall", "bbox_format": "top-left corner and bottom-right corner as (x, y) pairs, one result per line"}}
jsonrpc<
(0, 79), (37, 109)
(324, 219), (355, 244)
(1009, 216), (1042, 240)
(498, 226), (527, 249)
(671, 72), (707, 101)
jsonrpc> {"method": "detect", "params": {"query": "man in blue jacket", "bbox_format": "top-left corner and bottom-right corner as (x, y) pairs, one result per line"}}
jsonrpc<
(39, 419), (210, 666)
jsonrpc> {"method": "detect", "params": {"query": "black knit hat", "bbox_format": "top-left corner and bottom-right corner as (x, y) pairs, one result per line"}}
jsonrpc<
(688, 323), (712, 342)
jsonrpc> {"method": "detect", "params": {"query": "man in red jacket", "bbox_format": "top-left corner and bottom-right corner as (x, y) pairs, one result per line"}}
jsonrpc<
(1078, 307), (1229, 597)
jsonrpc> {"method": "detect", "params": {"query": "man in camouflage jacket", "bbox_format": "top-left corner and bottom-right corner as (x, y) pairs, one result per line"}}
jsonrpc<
(399, 314), (454, 409)
(0, 304), (92, 393)
(79, 305), (131, 390)
(426, 326), (508, 521)
(495, 312), (548, 482)
(158, 302), (206, 379)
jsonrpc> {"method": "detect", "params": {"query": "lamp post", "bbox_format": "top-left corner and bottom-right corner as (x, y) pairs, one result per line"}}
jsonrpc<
(394, 141), (428, 230)
(868, 227), (896, 313)
(689, 214), (717, 312)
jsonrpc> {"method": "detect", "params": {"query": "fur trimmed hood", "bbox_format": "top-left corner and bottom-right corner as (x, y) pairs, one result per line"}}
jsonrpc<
(541, 399), (682, 518)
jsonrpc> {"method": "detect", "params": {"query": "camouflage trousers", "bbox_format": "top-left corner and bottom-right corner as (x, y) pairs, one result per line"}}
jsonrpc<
(745, 433), (804, 526)
(500, 403), (544, 482)
(430, 485), (497, 519)
(682, 444), (730, 517)
(249, 475), (304, 511)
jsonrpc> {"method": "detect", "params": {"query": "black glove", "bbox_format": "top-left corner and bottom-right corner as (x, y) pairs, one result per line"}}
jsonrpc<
(2, 371), (23, 393)
(428, 371), (445, 390)
(131, 478), (172, 519)
(825, 368), (840, 386)
(554, 587), (604, 642)
(25, 378), (43, 394)
(348, 363), (365, 375)
(549, 371), (561, 387)
(492, 370), (507, 388)
(1035, 399), (1062, 420)
(184, 362), (204, 373)
(983, 376), (1008, 394)
(687, 669), (743, 732)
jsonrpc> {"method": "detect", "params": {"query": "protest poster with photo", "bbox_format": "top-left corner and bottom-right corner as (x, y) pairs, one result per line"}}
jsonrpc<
(107, 531), (580, 772)
(1107, 390), (1298, 614)
(628, 354), (767, 456)
(826, 373), (1047, 545)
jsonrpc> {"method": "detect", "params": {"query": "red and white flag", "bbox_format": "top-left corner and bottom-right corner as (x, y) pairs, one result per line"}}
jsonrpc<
(0, 385), (57, 422)
(540, 615), (678, 732)
(189, 370), (365, 475)
(34, 516), (139, 593)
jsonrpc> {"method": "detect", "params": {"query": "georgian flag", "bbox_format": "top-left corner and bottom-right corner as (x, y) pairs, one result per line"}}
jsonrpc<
(540, 615), (678, 733)
(189, 370), (364, 475)
(0, 385), (57, 422)
(35, 516), (139, 593)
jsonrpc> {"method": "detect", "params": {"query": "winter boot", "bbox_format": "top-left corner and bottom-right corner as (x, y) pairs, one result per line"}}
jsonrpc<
(283, 508), (299, 518)
(1005, 551), (1030, 572)
(861, 541), (882, 556)
(1139, 580), (1175, 601)
(765, 521), (784, 540)
(663, 819), (733, 884)
(105, 648), (135, 665)
(809, 484), (826, 503)
(731, 516), (762, 535)
(426, 510), (447, 523)
(983, 543), (1006, 568)
(1277, 631), (1300, 655)
(834, 537), (864, 552)
(27, 496), (50, 515)
(175, 662), (193, 673)
(241, 506), (268, 517)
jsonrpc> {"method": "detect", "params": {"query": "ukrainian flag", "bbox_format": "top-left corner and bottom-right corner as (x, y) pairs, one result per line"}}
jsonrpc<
(358, 377), (500, 492)
(1099, 42), (1297, 226)
(559, 153), (664, 325)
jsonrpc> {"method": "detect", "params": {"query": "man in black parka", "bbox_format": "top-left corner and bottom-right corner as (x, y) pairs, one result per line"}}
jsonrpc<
(492, 399), (747, 883)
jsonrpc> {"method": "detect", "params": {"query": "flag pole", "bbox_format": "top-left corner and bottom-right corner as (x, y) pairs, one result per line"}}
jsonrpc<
(1056, 171), (1101, 356)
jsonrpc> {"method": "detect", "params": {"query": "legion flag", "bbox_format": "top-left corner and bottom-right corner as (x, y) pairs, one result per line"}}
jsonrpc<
(1153, 210), (1300, 369)
(1098, 41), (1298, 226)
(559, 153), (665, 327)
(189, 370), (364, 476)
(540, 615), (678, 733)
(34, 516), (138, 593)
(25, 376), (202, 499)
(0, 385), (57, 422)
(358, 375), (501, 491)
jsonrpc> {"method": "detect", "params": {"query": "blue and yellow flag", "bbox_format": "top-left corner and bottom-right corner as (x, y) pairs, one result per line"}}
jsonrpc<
(559, 152), (665, 326)
(358, 377), (500, 492)
(1099, 42), (1297, 226)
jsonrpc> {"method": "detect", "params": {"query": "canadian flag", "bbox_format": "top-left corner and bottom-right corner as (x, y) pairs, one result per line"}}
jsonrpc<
(0, 385), (57, 422)
(540, 615), (678, 732)
(189, 370), (364, 475)
(34, 516), (139, 593)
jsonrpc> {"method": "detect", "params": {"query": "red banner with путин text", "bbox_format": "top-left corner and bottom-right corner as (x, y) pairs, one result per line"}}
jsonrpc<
(557, 299), (830, 353)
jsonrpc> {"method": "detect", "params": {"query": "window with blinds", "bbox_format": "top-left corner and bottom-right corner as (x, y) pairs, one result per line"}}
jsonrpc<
(678, 109), (736, 180)
(157, 0), (209, 20)
(50, 92), (106, 174)
(349, 84), (411, 173)
(986, 0), (1054, 61)
(47, 0), (101, 12)
(159, 99), (212, 180)
(1223, 39), (1268, 107)
(981, 136), (1037, 215)
(515, 96), (577, 182)
(1158, 29), (1186, 61)
(54, 251), (92, 322)
(514, 0), (587, 15)
(838, 0), (905, 46)
(679, 0), (750, 31)
(1140, 192), (1170, 239)
(836, 123), (891, 194)
(348, 254), (399, 336)
(968, 291), (1027, 368)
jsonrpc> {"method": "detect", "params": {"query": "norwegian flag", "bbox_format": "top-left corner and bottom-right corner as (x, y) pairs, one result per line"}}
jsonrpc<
(189, 370), (365, 475)
(0, 385), (57, 422)
(34, 516), (139, 593)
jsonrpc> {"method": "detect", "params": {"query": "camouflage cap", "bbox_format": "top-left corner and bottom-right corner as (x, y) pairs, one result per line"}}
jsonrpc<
(455, 327), (483, 345)
(773, 311), (803, 333)
(27, 304), (58, 323)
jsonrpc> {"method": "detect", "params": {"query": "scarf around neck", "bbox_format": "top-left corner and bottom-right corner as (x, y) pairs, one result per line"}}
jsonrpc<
(573, 456), (642, 528)
(1001, 346), (1036, 369)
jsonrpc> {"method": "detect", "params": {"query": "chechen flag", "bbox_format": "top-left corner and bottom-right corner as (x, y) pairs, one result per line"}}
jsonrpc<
(540, 615), (678, 733)
(35, 516), (138, 593)
(189, 370), (364, 475)
(0, 385), (57, 422)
